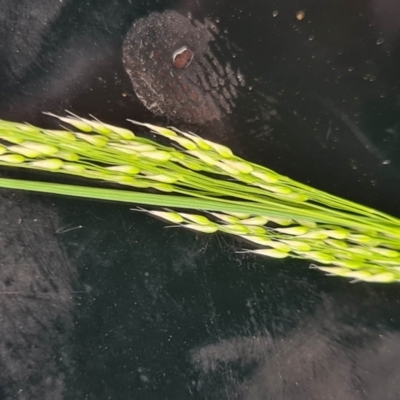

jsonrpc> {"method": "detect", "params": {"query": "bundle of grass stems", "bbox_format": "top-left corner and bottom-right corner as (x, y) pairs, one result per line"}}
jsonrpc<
(0, 113), (399, 284)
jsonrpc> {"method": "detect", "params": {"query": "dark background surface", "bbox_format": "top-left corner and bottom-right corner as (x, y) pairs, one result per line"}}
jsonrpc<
(0, 0), (400, 399)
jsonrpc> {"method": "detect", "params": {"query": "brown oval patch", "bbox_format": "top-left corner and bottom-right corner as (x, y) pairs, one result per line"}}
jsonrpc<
(172, 46), (194, 69)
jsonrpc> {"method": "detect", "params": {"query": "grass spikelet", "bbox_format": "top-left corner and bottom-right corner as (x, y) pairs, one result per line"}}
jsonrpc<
(240, 216), (268, 226)
(275, 226), (309, 236)
(139, 151), (171, 162)
(179, 213), (212, 225)
(29, 159), (64, 170)
(251, 171), (279, 184)
(240, 248), (289, 259)
(22, 142), (59, 155)
(8, 145), (41, 158)
(147, 210), (185, 224)
(183, 223), (218, 233)
(0, 154), (25, 163)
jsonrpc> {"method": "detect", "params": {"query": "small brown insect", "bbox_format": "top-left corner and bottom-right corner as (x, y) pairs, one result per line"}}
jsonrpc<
(172, 46), (194, 69)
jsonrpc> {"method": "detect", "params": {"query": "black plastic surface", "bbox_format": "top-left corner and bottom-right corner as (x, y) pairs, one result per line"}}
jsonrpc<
(0, 1), (400, 399)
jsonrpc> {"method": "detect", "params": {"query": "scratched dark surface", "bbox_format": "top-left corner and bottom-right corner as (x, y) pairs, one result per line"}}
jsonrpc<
(1, 0), (400, 399)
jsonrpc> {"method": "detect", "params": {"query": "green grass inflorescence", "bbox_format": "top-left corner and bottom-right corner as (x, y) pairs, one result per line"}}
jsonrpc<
(0, 112), (399, 284)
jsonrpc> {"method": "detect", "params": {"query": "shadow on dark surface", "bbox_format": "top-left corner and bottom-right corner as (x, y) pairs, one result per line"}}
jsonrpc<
(0, 0), (400, 399)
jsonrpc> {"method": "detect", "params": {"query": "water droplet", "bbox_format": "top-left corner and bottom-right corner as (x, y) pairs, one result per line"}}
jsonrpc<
(308, 34), (315, 41)
(363, 73), (377, 82)
(272, 10), (279, 17)
(122, 10), (245, 124)
(376, 37), (385, 45)
(382, 159), (391, 165)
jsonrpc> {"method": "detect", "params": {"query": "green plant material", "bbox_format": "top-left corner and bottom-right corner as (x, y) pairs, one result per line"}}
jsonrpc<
(0, 113), (399, 284)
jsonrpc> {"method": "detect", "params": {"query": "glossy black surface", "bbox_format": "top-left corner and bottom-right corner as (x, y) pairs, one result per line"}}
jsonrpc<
(0, 1), (400, 399)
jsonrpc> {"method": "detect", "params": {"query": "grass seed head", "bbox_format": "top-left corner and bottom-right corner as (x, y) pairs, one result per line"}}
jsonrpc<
(177, 160), (204, 171)
(296, 219), (318, 229)
(298, 251), (335, 264)
(104, 124), (135, 139)
(315, 266), (353, 276)
(123, 143), (157, 152)
(173, 137), (198, 150)
(220, 224), (250, 235)
(299, 230), (329, 239)
(148, 210), (185, 224)
(204, 140), (234, 158)
(215, 161), (240, 175)
(151, 183), (174, 192)
(54, 151), (80, 161)
(62, 163), (86, 173)
(184, 223), (218, 233)
(44, 130), (76, 141)
(247, 237), (291, 252)
(285, 193), (309, 202)
(343, 270), (374, 280)
(179, 213), (211, 225)
(361, 272), (397, 283)
(22, 141), (59, 155)
(0, 135), (24, 144)
(223, 160), (253, 174)
(144, 174), (179, 184)
(257, 184), (292, 194)
(105, 165), (140, 175)
(323, 228), (349, 239)
(8, 145), (41, 158)
(279, 240), (311, 251)
(53, 115), (93, 132)
(0, 154), (26, 163)
(188, 151), (218, 165)
(250, 248), (289, 258)
(29, 159), (64, 170)
(128, 120), (177, 138)
(210, 213), (241, 224)
(15, 124), (41, 133)
(148, 124), (178, 138)
(243, 235), (274, 246)
(181, 133), (212, 151)
(370, 248), (399, 258)
(345, 247), (375, 257)
(268, 217), (293, 226)
(108, 175), (137, 185)
(247, 226), (267, 235)
(251, 171), (279, 184)
(332, 260), (364, 269)
(240, 216), (268, 226)
(226, 212), (251, 219)
(78, 119), (112, 135)
(324, 238), (348, 248)
(275, 226), (309, 236)
(139, 151), (171, 162)
(348, 234), (379, 244)
(75, 133), (108, 147)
